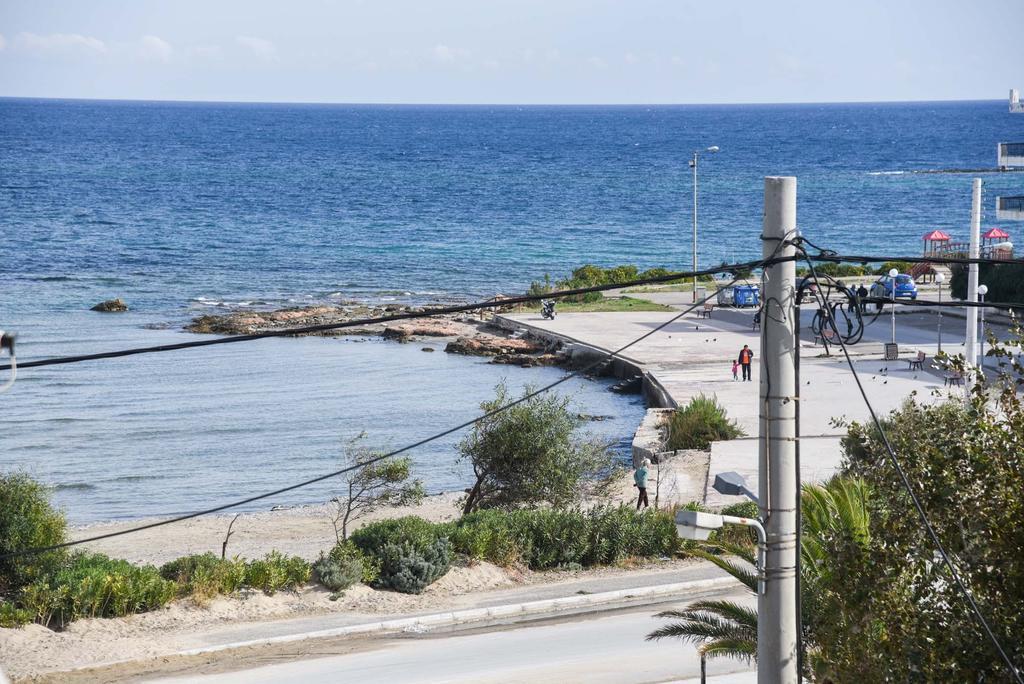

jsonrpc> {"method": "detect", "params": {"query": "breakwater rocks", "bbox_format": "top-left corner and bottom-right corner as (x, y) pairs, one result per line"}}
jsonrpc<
(185, 304), (561, 367)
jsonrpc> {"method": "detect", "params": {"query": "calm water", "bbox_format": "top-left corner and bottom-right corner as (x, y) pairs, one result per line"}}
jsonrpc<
(1, 98), (1021, 522)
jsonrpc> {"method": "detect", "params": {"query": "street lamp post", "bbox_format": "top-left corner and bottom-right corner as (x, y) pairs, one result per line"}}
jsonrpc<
(935, 272), (945, 354)
(888, 268), (899, 344)
(690, 146), (719, 303)
(978, 284), (988, 371)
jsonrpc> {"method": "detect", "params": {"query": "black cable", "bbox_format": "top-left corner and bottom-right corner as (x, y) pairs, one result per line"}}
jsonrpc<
(3, 252), (1021, 374)
(797, 242), (1024, 683)
(0, 267), (764, 561)
(0, 256), (789, 373)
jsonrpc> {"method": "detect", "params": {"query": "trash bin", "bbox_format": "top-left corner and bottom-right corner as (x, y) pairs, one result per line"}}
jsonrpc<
(733, 285), (760, 308)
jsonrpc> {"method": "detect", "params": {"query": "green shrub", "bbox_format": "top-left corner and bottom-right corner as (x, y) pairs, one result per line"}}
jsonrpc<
(350, 516), (442, 557)
(243, 552), (311, 595)
(872, 260), (912, 276)
(950, 262), (1024, 302)
(449, 506), (678, 570)
(667, 395), (744, 451)
(313, 541), (370, 592)
(19, 552), (176, 628)
(447, 509), (524, 567)
(160, 553), (246, 602)
(0, 600), (33, 628)
(376, 538), (452, 594)
(0, 472), (68, 593)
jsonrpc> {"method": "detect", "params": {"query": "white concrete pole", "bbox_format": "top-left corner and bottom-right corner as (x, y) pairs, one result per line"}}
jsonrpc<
(692, 152), (699, 303)
(758, 176), (799, 684)
(965, 179), (981, 368)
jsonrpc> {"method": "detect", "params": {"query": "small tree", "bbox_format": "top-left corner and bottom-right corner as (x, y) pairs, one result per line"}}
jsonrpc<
(459, 383), (616, 514)
(331, 435), (425, 542)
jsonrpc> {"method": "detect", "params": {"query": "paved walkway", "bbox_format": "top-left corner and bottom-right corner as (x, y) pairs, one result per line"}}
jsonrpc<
(501, 304), (957, 504)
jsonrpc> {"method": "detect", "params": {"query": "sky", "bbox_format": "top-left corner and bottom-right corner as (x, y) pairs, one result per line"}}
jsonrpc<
(0, 0), (1021, 105)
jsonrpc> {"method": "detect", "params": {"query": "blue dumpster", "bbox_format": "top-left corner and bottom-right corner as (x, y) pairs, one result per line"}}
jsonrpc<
(733, 284), (760, 308)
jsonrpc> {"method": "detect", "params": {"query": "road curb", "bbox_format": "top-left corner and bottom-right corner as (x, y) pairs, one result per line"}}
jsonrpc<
(167, 576), (738, 659)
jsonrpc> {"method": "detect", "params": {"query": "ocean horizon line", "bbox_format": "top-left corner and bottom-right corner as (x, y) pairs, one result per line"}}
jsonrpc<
(0, 94), (1005, 109)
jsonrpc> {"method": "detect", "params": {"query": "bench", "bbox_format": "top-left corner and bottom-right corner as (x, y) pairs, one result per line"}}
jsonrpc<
(907, 351), (926, 371)
(697, 302), (714, 319)
(944, 371), (964, 387)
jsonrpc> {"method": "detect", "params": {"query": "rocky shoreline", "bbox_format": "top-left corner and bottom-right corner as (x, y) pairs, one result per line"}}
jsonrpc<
(185, 303), (563, 367)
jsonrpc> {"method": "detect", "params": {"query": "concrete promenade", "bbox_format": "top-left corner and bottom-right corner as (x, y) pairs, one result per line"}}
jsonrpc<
(500, 299), (962, 506)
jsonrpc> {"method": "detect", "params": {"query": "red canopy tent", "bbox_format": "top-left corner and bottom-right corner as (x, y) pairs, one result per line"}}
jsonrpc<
(982, 227), (1010, 242)
(922, 229), (951, 256)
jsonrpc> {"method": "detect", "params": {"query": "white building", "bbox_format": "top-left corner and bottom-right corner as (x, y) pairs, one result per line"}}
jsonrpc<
(1012, 88), (1024, 113)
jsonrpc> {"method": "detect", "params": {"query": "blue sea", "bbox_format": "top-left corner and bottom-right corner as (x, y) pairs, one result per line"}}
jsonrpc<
(1, 98), (1021, 522)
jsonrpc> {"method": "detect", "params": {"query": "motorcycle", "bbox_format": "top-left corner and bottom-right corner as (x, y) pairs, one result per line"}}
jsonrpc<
(541, 299), (556, 320)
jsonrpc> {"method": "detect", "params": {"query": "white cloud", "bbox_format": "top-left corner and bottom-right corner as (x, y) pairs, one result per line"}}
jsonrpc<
(236, 35), (277, 60)
(587, 56), (607, 69)
(13, 32), (107, 55)
(482, 59), (499, 70)
(624, 52), (639, 65)
(139, 35), (172, 63)
(0, 34), (6, 51)
(432, 44), (470, 63)
(670, 55), (684, 67)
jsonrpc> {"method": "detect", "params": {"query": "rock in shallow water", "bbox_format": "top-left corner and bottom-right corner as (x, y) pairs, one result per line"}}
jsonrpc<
(91, 298), (129, 312)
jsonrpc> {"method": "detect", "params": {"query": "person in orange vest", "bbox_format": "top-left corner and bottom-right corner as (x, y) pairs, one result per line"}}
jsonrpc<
(737, 344), (754, 382)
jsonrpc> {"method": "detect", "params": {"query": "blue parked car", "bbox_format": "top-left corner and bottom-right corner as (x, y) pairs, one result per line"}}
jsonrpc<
(871, 273), (918, 300)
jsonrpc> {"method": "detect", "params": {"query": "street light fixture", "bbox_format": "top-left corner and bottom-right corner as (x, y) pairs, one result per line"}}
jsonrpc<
(689, 145), (720, 303)
(978, 284), (988, 371)
(675, 509), (766, 594)
(888, 267), (899, 344)
(935, 272), (945, 355)
(713, 471), (760, 504)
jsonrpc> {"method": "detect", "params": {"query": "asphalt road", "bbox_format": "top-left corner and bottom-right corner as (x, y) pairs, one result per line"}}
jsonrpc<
(154, 592), (755, 684)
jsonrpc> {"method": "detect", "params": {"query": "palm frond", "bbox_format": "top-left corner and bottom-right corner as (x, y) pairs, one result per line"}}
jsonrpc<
(685, 599), (758, 628)
(687, 548), (758, 592)
(700, 637), (757, 662)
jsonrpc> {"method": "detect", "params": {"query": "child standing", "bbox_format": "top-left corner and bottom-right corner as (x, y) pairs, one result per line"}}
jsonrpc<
(731, 360), (739, 381)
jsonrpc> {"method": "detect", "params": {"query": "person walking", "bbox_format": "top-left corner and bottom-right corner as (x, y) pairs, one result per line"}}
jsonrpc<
(737, 344), (754, 382)
(731, 359), (739, 381)
(634, 459), (650, 510)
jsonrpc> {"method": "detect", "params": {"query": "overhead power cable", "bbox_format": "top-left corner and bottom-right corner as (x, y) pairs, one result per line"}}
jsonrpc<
(0, 260), (772, 562)
(3, 251), (1021, 374)
(0, 256), (784, 373)
(798, 241), (1024, 683)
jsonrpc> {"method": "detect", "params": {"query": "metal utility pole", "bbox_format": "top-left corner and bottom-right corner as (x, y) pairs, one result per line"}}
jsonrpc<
(965, 179), (981, 370)
(758, 176), (799, 684)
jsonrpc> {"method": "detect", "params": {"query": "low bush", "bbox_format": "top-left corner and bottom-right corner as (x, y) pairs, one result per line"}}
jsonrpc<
(312, 541), (375, 592)
(666, 395), (744, 451)
(160, 553), (246, 602)
(376, 538), (453, 594)
(350, 516), (444, 557)
(448, 506), (679, 570)
(447, 509), (524, 567)
(242, 552), (311, 595)
(0, 472), (68, 594)
(0, 600), (33, 628)
(18, 552), (176, 628)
